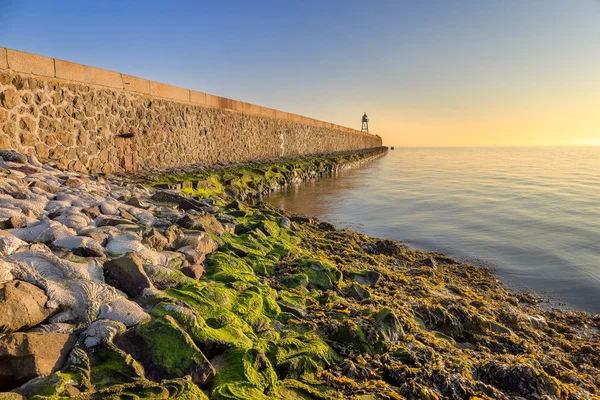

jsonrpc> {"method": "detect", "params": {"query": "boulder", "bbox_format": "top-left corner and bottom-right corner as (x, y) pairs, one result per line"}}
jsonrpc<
(151, 190), (209, 213)
(352, 270), (381, 286)
(423, 256), (437, 269)
(97, 297), (150, 327)
(0, 333), (77, 391)
(181, 264), (205, 280)
(114, 315), (215, 386)
(0, 281), (56, 333)
(346, 282), (371, 301)
(141, 228), (169, 251)
(163, 225), (183, 246)
(0, 231), (26, 256)
(126, 196), (151, 209)
(177, 213), (224, 236)
(52, 236), (105, 258)
(0, 150), (28, 164)
(10, 220), (75, 244)
(174, 233), (218, 264)
(103, 253), (153, 297)
(0, 216), (25, 230)
(82, 319), (126, 347)
(96, 215), (135, 227)
(81, 205), (102, 219)
(279, 216), (291, 229)
(374, 308), (404, 342)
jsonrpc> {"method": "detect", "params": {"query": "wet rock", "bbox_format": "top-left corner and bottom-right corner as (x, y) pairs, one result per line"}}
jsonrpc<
(52, 236), (105, 257)
(177, 213), (224, 236)
(318, 221), (335, 231)
(528, 314), (548, 330)
(352, 270), (381, 286)
(0, 150), (28, 164)
(103, 253), (153, 297)
(0, 332), (77, 391)
(345, 282), (371, 301)
(0, 280), (56, 333)
(181, 264), (205, 280)
(423, 256), (437, 269)
(114, 315), (216, 385)
(234, 223), (251, 235)
(141, 228), (169, 251)
(374, 308), (404, 342)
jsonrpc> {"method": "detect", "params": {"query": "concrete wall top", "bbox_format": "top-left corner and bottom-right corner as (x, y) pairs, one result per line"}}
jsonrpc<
(0, 47), (378, 139)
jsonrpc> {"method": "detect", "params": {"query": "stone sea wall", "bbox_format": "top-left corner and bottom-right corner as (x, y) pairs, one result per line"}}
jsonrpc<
(0, 47), (382, 174)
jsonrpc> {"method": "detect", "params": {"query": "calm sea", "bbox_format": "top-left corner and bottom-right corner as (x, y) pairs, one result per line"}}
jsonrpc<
(267, 147), (600, 315)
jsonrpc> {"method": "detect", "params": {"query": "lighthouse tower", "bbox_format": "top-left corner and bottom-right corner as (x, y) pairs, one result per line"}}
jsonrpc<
(361, 112), (369, 133)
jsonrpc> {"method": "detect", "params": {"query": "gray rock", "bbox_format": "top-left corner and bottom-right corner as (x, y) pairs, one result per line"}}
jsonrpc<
(279, 216), (291, 229)
(52, 236), (105, 258)
(10, 220), (75, 244)
(82, 319), (126, 347)
(105, 237), (166, 265)
(97, 297), (150, 327)
(0, 231), (26, 256)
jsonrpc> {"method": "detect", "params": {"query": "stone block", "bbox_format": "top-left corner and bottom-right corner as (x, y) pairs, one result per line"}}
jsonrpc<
(122, 74), (150, 94)
(275, 110), (287, 120)
(6, 49), (54, 77)
(55, 60), (123, 89)
(150, 81), (189, 102)
(260, 107), (276, 118)
(231, 100), (244, 112)
(218, 96), (232, 109)
(206, 94), (220, 107)
(0, 48), (7, 70)
(190, 90), (207, 105)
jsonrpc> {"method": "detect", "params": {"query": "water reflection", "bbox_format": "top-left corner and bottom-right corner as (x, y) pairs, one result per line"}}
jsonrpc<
(266, 148), (600, 314)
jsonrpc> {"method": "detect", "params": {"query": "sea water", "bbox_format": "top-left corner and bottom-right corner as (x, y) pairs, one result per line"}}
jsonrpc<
(266, 147), (600, 314)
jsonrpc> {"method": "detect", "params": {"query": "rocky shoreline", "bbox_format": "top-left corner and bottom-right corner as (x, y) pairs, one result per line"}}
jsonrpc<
(0, 148), (598, 399)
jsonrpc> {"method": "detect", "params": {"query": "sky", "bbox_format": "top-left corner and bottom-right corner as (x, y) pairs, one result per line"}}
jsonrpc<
(1, 0), (599, 147)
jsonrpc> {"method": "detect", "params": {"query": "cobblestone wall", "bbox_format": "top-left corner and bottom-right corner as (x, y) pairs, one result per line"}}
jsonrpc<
(0, 48), (382, 174)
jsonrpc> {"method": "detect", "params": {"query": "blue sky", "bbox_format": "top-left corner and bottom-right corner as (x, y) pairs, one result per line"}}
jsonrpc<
(1, 0), (599, 146)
